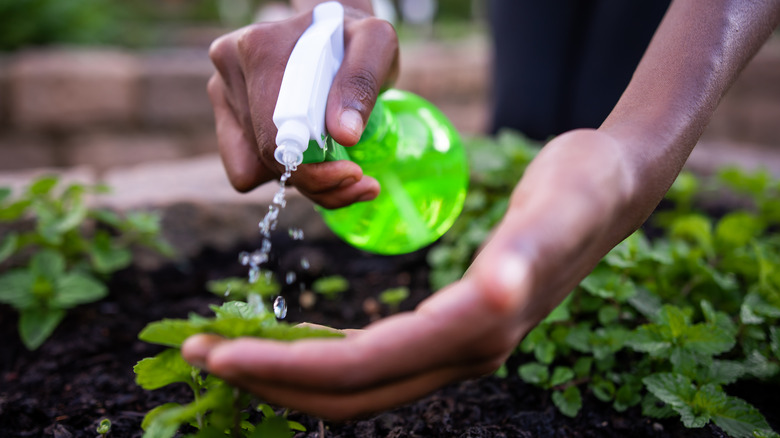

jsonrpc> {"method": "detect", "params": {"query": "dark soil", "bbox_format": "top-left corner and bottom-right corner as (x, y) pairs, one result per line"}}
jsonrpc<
(0, 235), (776, 437)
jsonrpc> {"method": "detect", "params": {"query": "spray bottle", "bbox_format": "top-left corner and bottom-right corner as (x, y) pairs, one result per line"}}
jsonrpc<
(273, 1), (468, 255)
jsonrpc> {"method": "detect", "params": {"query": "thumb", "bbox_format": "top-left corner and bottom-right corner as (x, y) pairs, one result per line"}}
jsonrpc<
(325, 17), (398, 146)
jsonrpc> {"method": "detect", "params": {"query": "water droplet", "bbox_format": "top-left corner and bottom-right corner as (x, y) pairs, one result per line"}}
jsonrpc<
(261, 239), (272, 253)
(248, 293), (264, 315)
(273, 296), (287, 319)
(238, 251), (250, 266)
(300, 257), (310, 270)
(248, 267), (260, 284)
(273, 191), (287, 208)
(288, 228), (304, 240)
(285, 271), (296, 285)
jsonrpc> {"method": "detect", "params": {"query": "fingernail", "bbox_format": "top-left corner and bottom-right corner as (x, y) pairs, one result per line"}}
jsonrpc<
(340, 109), (364, 138)
(338, 176), (358, 188)
(357, 192), (377, 202)
(181, 335), (221, 370)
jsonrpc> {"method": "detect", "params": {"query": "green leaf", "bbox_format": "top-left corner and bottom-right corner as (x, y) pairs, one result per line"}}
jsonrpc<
(54, 198), (87, 234)
(140, 403), (182, 432)
(134, 349), (195, 390)
(542, 293), (572, 323)
(31, 250), (66, 281)
(715, 212), (764, 249)
(534, 340), (556, 364)
(0, 232), (18, 264)
(143, 384), (233, 438)
(518, 362), (549, 386)
(52, 272), (107, 308)
(27, 175), (59, 196)
(627, 287), (663, 319)
(549, 366), (575, 387)
(249, 415), (293, 438)
(312, 275), (349, 299)
(597, 306), (620, 325)
(670, 214), (714, 258)
(0, 270), (34, 308)
(641, 393), (676, 419)
(580, 266), (636, 302)
(207, 275), (280, 301)
(0, 199), (32, 221)
(643, 373), (709, 428)
(90, 230), (132, 274)
(139, 319), (204, 348)
(552, 386), (582, 418)
(379, 287), (410, 306)
(0, 186), (11, 204)
(591, 378), (615, 402)
(19, 306), (66, 350)
(614, 382), (643, 412)
(770, 326), (780, 360)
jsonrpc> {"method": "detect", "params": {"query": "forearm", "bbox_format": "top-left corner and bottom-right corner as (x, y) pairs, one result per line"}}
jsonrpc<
(601, 0), (780, 225)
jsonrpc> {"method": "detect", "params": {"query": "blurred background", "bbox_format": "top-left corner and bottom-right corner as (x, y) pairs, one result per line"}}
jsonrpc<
(0, 0), (778, 256)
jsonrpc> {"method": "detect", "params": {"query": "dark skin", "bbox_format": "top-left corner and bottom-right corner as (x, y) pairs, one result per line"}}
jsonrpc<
(184, 0), (780, 421)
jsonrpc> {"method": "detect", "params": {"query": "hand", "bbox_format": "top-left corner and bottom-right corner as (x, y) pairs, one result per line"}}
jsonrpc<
(207, 3), (398, 208)
(182, 129), (645, 421)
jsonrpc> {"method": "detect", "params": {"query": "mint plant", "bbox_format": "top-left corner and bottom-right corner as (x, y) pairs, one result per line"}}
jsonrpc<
(430, 132), (780, 437)
(311, 275), (349, 300)
(134, 295), (342, 437)
(0, 175), (173, 349)
(379, 286), (409, 314)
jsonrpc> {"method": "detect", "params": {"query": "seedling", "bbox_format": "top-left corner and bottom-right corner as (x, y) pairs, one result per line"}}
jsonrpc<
(430, 132), (780, 437)
(378, 286), (409, 314)
(0, 175), (173, 349)
(96, 418), (111, 437)
(311, 275), (349, 300)
(134, 293), (342, 437)
(207, 272), (280, 301)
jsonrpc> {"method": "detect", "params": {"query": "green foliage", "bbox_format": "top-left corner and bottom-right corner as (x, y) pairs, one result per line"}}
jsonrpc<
(135, 296), (341, 437)
(0, 175), (173, 349)
(206, 274), (280, 302)
(378, 286), (410, 313)
(430, 134), (780, 437)
(312, 275), (349, 300)
(96, 418), (111, 436)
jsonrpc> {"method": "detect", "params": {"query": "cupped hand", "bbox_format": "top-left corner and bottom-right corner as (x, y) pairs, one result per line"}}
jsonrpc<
(207, 4), (398, 208)
(182, 129), (644, 421)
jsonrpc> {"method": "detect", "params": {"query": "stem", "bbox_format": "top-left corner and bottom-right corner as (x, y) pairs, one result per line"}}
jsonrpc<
(232, 388), (242, 437)
(188, 368), (204, 429)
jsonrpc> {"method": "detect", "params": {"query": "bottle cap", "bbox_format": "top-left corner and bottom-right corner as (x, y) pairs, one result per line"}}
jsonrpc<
(272, 1), (345, 166)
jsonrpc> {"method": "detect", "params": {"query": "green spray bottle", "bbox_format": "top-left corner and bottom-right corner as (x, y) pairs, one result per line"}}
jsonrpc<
(273, 1), (468, 255)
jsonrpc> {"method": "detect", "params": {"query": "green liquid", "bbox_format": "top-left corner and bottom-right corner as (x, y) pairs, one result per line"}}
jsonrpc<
(316, 90), (469, 255)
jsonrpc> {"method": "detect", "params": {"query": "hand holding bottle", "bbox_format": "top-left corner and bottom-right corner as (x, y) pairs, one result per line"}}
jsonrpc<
(207, 0), (398, 208)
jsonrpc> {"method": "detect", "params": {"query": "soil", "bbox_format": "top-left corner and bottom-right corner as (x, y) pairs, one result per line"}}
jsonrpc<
(1, 235), (777, 438)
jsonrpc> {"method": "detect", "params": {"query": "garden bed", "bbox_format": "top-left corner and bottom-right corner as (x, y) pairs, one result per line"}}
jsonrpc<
(2, 231), (776, 438)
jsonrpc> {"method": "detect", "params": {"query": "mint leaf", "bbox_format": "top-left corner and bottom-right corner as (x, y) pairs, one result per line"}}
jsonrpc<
(518, 362), (549, 386)
(90, 230), (132, 274)
(134, 349), (195, 390)
(770, 326), (780, 360)
(249, 415), (293, 438)
(0, 232), (18, 264)
(643, 373), (709, 428)
(549, 366), (575, 387)
(0, 270), (34, 308)
(27, 175), (59, 196)
(53, 272), (108, 308)
(19, 306), (66, 350)
(714, 212), (764, 249)
(139, 319), (204, 348)
(31, 250), (66, 282)
(670, 214), (714, 259)
(552, 386), (582, 418)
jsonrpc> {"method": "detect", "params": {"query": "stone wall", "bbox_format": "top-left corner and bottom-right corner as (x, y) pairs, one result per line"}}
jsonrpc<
(1, 34), (778, 173)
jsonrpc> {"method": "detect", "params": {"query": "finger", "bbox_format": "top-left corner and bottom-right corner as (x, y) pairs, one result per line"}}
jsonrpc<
(290, 161), (380, 208)
(326, 17), (399, 146)
(191, 277), (519, 392)
(237, 17), (312, 170)
(208, 75), (275, 192)
(230, 359), (498, 421)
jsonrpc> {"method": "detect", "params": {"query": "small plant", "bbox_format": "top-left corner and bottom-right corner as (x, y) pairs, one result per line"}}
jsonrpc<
(96, 418), (111, 437)
(311, 275), (349, 300)
(134, 294), (342, 437)
(0, 175), (173, 350)
(379, 286), (409, 314)
(206, 272), (280, 302)
(430, 132), (780, 437)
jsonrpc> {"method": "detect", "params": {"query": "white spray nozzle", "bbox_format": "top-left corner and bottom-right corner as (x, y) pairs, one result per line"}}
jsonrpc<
(273, 1), (345, 167)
